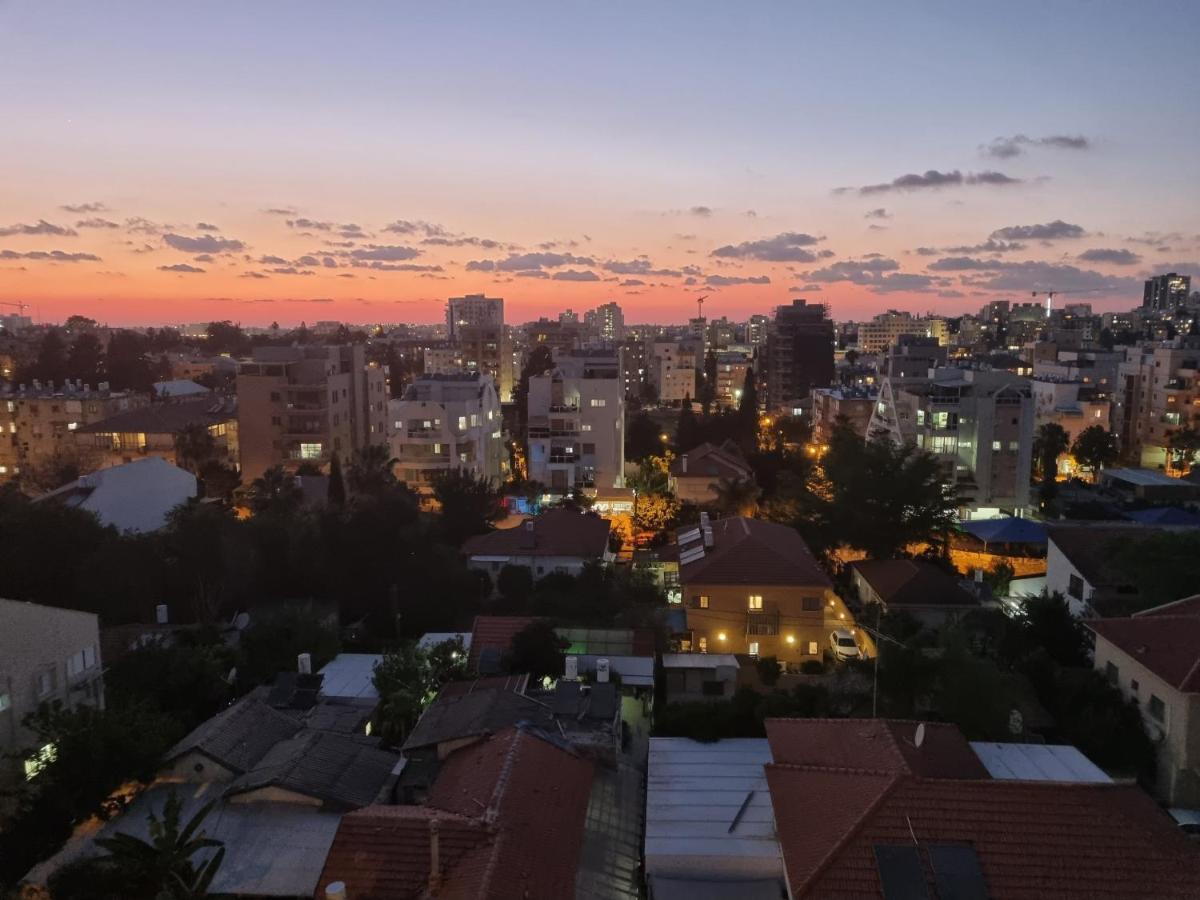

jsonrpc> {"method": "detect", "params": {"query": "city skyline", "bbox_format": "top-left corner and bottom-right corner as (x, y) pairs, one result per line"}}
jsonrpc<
(2, 1), (1199, 326)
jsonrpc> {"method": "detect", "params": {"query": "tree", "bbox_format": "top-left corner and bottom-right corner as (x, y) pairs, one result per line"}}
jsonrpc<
(504, 620), (566, 680)
(105, 637), (235, 735)
(327, 452), (346, 507)
(432, 469), (504, 545)
(737, 367), (758, 442)
(93, 790), (225, 900)
(515, 344), (555, 427)
(1071, 425), (1119, 478)
(1166, 427), (1200, 475)
(675, 394), (700, 449)
(626, 411), (665, 462)
(1018, 591), (1089, 667)
(712, 476), (761, 518)
(105, 330), (159, 392)
(174, 423), (217, 475)
(633, 491), (681, 535)
(248, 466), (302, 516)
(1033, 422), (1070, 504)
(29, 328), (69, 385)
(346, 444), (399, 498)
(238, 603), (341, 686)
(497, 563), (535, 607)
(698, 350), (718, 414)
(66, 331), (105, 385)
(203, 321), (248, 355)
(1108, 530), (1200, 614)
(627, 451), (672, 496)
(372, 637), (466, 745)
(756, 656), (781, 687)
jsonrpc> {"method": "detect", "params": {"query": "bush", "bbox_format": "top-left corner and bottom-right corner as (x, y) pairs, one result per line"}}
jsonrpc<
(800, 659), (825, 675)
(756, 656), (781, 686)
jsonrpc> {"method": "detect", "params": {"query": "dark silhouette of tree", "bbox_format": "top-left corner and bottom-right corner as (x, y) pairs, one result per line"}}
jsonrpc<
(174, 423), (217, 475)
(497, 564), (535, 608)
(1166, 426), (1200, 474)
(1071, 425), (1119, 477)
(737, 366), (758, 441)
(698, 350), (717, 414)
(66, 331), (105, 385)
(504, 620), (567, 680)
(431, 469), (504, 545)
(203, 321), (249, 355)
(712, 476), (762, 518)
(328, 452), (346, 507)
(1033, 422), (1070, 504)
(515, 344), (555, 427)
(675, 394), (700, 449)
(625, 411), (664, 462)
(248, 465), (302, 516)
(106, 330), (158, 392)
(28, 328), (69, 385)
(346, 444), (399, 498)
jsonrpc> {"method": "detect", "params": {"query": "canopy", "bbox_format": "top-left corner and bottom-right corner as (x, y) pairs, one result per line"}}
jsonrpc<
(960, 516), (1047, 545)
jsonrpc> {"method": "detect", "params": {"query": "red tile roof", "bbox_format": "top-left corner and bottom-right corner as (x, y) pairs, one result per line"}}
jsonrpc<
(669, 441), (754, 480)
(765, 718), (989, 779)
(438, 673), (529, 699)
(768, 769), (1200, 898)
(1135, 593), (1200, 617)
(1087, 614), (1200, 692)
(677, 516), (831, 587)
(467, 615), (539, 672)
(461, 508), (611, 560)
(317, 727), (593, 900)
(849, 559), (980, 609)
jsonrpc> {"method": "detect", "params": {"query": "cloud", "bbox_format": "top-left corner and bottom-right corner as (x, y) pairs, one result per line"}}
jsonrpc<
(262, 206), (298, 216)
(468, 251), (595, 272)
(348, 245), (421, 262)
(240, 271), (270, 279)
(258, 255), (289, 265)
(932, 258), (1141, 294)
(158, 263), (205, 273)
(705, 274), (770, 286)
(0, 219), (78, 237)
(854, 169), (1023, 194)
(1078, 248), (1141, 265)
(75, 218), (120, 229)
(0, 249), (100, 262)
(989, 220), (1085, 241)
(552, 269), (601, 281)
(195, 222), (219, 232)
(465, 259), (495, 272)
(382, 220), (449, 237)
(602, 257), (684, 277)
(943, 238), (1027, 254)
(353, 261), (444, 272)
(287, 217), (331, 231)
(125, 217), (167, 235)
(192, 254), (214, 263)
(515, 270), (551, 279)
(620, 279), (646, 287)
(982, 134), (1091, 159)
(864, 208), (891, 220)
(805, 256), (902, 283)
(59, 202), (107, 214)
(268, 267), (313, 276)
(163, 233), (245, 253)
(690, 206), (713, 217)
(926, 256), (1003, 271)
(711, 231), (824, 262)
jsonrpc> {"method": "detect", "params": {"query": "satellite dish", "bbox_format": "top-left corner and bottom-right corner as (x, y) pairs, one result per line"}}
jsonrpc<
(914, 722), (926, 749)
(234, 612), (250, 631)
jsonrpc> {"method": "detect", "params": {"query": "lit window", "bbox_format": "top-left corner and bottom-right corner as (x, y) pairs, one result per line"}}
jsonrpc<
(698, 595), (709, 609)
(0, 691), (10, 712)
(991, 440), (1002, 451)
(581, 423), (592, 431)
(807, 641), (819, 655)
(749, 642), (760, 657)
(458, 416), (467, 430)
(590, 399), (606, 407)
(698, 637), (708, 653)
(748, 594), (763, 610)
(0, 466), (6, 474)
(299, 442), (322, 460)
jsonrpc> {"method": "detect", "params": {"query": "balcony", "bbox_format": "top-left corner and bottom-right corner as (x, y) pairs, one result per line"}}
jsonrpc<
(548, 403), (579, 413)
(745, 609), (780, 636)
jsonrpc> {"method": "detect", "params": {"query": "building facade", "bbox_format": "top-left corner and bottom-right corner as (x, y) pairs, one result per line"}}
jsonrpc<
(236, 345), (388, 481)
(649, 341), (697, 405)
(1143, 273), (1192, 312)
(765, 299), (834, 413)
(1114, 339), (1200, 468)
(388, 373), (503, 489)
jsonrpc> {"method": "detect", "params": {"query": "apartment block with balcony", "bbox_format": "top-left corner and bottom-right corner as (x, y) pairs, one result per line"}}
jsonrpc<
(75, 396), (238, 471)
(714, 351), (752, 408)
(1114, 339), (1200, 469)
(676, 514), (833, 668)
(388, 373), (503, 490)
(649, 340), (696, 405)
(0, 381), (147, 484)
(527, 349), (624, 494)
(764, 298), (834, 414)
(0, 598), (104, 792)
(235, 344), (387, 482)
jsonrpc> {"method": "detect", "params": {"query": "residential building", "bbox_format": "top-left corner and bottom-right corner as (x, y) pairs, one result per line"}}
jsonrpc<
(584, 301), (625, 342)
(421, 345), (463, 376)
(745, 313), (770, 348)
(526, 349), (624, 493)
(1114, 338), (1200, 468)
(33, 457), (197, 532)
(457, 321), (512, 402)
(1088, 595), (1200, 806)
(446, 293), (503, 339)
(668, 441), (754, 505)
(649, 340), (696, 405)
(462, 508), (613, 581)
(849, 559), (983, 628)
(1144, 272), (1192, 312)
(764, 298), (834, 413)
(1099, 466), (1200, 502)
(714, 350), (752, 407)
(0, 380), (146, 483)
(75, 395), (238, 471)
(659, 654), (740, 703)
(855, 310), (928, 353)
(811, 386), (876, 444)
(1045, 523), (1171, 616)
(677, 514), (833, 666)
(620, 337), (647, 400)
(235, 344), (388, 482)
(0, 599), (104, 790)
(388, 373), (503, 490)
(1030, 378), (1110, 476)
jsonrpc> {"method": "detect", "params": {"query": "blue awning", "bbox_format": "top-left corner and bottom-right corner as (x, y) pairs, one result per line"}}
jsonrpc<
(960, 517), (1047, 544)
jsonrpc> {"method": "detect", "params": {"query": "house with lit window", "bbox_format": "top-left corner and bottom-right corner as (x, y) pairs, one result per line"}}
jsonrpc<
(1087, 595), (1200, 807)
(676, 513), (833, 668)
(0, 598), (104, 793)
(75, 395), (238, 472)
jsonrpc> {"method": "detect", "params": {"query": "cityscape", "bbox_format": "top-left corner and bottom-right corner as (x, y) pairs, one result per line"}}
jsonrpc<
(2, 3), (1200, 899)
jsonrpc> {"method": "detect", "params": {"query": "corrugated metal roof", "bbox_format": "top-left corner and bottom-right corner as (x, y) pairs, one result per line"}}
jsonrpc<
(969, 742), (1111, 783)
(318, 653), (383, 700)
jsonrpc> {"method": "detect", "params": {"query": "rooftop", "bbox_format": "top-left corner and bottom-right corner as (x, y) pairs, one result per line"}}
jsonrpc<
(1087, 611), (1200, 693)
(461, 508), (611, 561)
(402, 685), (553, 754)
(1101, 467), (1192, 488)
(669, 441), (754, 481)
(676, 516), (831, 587)
(77, 395), (236, 434)
(317, 652), (382, 700)
(969, 742), (1111, 783)
(849, 559), (981, 610)
(34, 456), (197, 533)
(467, 614), (539, 673)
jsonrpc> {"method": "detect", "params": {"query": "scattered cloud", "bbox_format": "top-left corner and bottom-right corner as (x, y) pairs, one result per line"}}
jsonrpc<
(467, 251), (595, 272)
(929, 257), (1141, 293)
(287, 217), (332, 231)
(943, 238), (1027, 254)
(195, 222), (219, 232)
(990, 220), (1085, 241)
(982, 134), (1091, 159)
(620, 278), (646, 287)
(864, 208), (891, 220)
(712, 231), (824, 262)
(163, 233), (245, 253)
(192, 254), (214, 263)
(850, 169), (1023, 195)
(1078, 248), (1141, 265)
(0, 220), (78, 237)
(353, 261), (444, 272)
(705, 274), (770, 286)
(240, 271), (270, 279)
(262, 206), (299, 216)
(0, 249), (100, 262)
(347, 245), (421, 262)
(690, 206), (713, 217)
(59, 202), (107, 214)
(552, 269), (601, 281)
(75, 218), (120, 229)
(382, 220), (447, 236)
(158, 263), (205, 273)
(125, 217), (167, 235)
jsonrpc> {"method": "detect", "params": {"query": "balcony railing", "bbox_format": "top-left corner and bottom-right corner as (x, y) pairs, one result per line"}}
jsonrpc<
(746, 610), (780, 636)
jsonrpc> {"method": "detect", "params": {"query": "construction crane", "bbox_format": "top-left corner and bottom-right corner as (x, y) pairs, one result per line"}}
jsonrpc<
(1030, 288), (1102, 318)
(695, 294), (709, 319)
(0, 301), (28, 315)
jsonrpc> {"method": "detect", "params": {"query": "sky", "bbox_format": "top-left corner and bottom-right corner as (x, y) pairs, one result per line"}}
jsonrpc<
(1, 0), (1198, 327)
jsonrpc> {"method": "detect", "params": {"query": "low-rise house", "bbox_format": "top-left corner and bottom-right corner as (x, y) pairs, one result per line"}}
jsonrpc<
(152, 378), (212, 399)
(1087, 595), (1200, 806)
(33, 456), (196, 532)
(402, 685), (553, 764)
(1046, 523), (1166, 616)
(466, 615), (539, 674)
(75, 395), (238, 471)
(0, 599), (103, 791)
(668, 441), (755, 505)
(1100, 466), (1200, 502)
(661, 652), (739, 702)
(462, 508), (613, 581)
(677, 514), (833, 668)
(849, 558), (984, 628)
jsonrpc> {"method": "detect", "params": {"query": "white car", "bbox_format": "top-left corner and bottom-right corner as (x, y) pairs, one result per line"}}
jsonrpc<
(829, 629), (861, 661)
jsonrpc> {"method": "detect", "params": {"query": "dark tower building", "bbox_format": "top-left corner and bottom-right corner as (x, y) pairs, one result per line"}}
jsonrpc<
(765, 298), (835, 412)
(1143, 273), (1191, 311)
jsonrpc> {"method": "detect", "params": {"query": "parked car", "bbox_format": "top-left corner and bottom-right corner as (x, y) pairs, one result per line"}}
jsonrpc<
(829, 628), (861, 661)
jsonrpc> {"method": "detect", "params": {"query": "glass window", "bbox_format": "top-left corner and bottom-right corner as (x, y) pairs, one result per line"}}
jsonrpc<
(299, 442), (322, 459)
(458, 416), (467, 430)
(802, 597), (821, 612)
(748, 595), (763, 610)
(991, 440), (1001, 451)
(0, 691), (10, 713)
(1105, 661), (1119, 685)
(807, 641), (819, 656)
(1148, 695), (1165, 722)
(698, 636), (708, 653)
(589, 398), (606, 407)
(748, 642), (760, 657)
(698, 595), (709, 609)
(1068, 574), (1084, 600)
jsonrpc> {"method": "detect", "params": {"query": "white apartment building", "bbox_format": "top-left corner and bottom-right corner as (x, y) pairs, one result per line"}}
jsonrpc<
(527, 350), (624, 493)
(1115, 339), (1200, 469)
(649, 341), (696, 405)
(388, 373), (503, 489)
(1031, 379), (1111, 477)
(856, 311), (930, 353)
(0, 599), (104, 790)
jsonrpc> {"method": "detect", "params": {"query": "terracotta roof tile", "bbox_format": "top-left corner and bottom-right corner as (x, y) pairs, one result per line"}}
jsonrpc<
(677, 516), (831, 587)
(849, 559), (980, 609)
(669, 441), (754, 480)
(461, 508), (611, 560)
(467, 615), (539, 672)
(1087, 614), (1200, 692)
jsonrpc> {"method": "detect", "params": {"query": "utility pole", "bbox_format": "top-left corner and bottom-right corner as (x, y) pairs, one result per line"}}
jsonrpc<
(856, 611), (907, 718)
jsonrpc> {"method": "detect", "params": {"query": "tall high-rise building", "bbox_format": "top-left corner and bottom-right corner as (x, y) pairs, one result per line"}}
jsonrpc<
(235, 344), (388, 481)
(1143, 273), (1192, 312)
(746, 314), (770, 348)
(584, 302), (625, 342)
(765, 298), (834, 412)
(446, 294), (511, 400)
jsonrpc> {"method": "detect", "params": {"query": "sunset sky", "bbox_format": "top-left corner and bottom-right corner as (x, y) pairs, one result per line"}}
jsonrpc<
(2, 1), (1198, 326)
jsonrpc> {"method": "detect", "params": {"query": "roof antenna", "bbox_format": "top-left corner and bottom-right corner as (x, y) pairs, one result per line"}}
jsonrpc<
(906, 814), (919, 847)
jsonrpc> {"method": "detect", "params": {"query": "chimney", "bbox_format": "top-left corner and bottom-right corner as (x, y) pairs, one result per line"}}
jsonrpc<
(155, 604), (169, 625)
(323, 883), (347, 900)
(680, 453), (688, 474)
(428, 818), (442, 894)
(297, 652), (312, 674)
(974, 568), (984, 584)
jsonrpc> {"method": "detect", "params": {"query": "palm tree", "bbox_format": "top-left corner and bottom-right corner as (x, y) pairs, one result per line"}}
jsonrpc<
(248, 464), (302, 515)
(713, 476), (762, 518)
(95, 790), (225, 899)
(1071, 425), (1119, 481)
(347, 444), (399, 497)
(1032, 422), (1070, 494)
